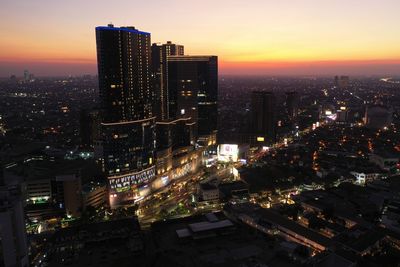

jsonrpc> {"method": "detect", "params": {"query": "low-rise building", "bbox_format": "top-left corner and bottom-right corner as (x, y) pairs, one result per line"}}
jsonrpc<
(369, 152), (399, 171)
(350, 170), (381, 185)
(198, 183), (219, 201)
(82, 182), (106, 209)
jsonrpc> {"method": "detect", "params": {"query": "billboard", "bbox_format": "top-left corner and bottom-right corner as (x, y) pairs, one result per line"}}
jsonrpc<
(108, 166), (155, 191)
(218, 144), (239, 162)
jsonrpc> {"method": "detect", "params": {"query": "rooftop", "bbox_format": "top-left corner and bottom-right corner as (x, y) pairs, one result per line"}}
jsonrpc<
(96, 25), (150, 35)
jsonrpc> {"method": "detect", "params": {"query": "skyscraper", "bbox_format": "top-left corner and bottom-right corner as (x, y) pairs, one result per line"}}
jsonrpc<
(250, 91), (276, 145)
(285, 91), (299, 119)
(167, 56), (218, 139)
(96, 24), (156, 207)
(151, 41), (184, 121)
(79, 109), (101, 148)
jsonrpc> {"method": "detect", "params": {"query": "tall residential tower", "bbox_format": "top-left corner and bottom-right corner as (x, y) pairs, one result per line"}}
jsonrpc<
(96, 24), (156, 207)
(151, 41), (184, 121)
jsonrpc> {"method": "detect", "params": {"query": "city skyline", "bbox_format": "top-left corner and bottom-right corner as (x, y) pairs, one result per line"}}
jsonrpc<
(1, 0), (400, 77)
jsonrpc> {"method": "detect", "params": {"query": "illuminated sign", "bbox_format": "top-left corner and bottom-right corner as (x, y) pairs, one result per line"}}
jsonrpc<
(257, 137), (265, 142)
(109, 166), (155, 190)
(218, 144), (239, 162)
(161, 176), (169, 186)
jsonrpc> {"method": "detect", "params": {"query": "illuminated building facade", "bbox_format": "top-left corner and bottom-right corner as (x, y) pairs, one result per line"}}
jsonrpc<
(250, 91), (276, 145)
(167, 56), (218, 140)
(96, 24), (156, 207)
(217, 144), (239, 163)
(152, 146), (202, 190)
(151, 41), (184, 121)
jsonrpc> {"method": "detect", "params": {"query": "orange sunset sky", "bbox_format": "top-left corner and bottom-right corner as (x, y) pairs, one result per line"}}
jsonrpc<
(1, 0), (399, 76)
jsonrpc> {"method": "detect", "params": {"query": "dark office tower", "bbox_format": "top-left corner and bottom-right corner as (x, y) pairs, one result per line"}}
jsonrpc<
(80, 109), (101, 148)
(167, 56), (218, 139)
(285, 91), (299, 119)
(96, 24), (156, 207)
(151, 41), (184, 121)
(251, 91), (276, 145)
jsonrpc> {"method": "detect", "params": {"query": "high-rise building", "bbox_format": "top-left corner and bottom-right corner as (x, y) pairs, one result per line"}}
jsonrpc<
(151, 41), (184, 121)
(96, 24), (156, 207)
(364, 105), (393, 129)
(167, 56), (218, 139)
(0, 181), (29, 267)
(285, 91), (299, 119)
(23, 70), (29, 82)
(250, 91), (276, 145)
(334, 75), (349, 88)
(79, 109), (101, 148)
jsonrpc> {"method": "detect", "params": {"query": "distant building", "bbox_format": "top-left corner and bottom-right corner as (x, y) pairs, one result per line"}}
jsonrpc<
(250, 91), (276, 145)
(334, 75), (349, 88)
(167, 55), (218, 140)
(79, 109), (101, 147)
(151, 41), (184, 121)
(285, 91), (299, 119)
(364, 105), (392, 129)
(96, 24), (156, 207)
(23, 70), (29, 82)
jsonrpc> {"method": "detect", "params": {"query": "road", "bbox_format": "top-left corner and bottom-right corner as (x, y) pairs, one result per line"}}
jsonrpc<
(137, 171), (204, 227)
